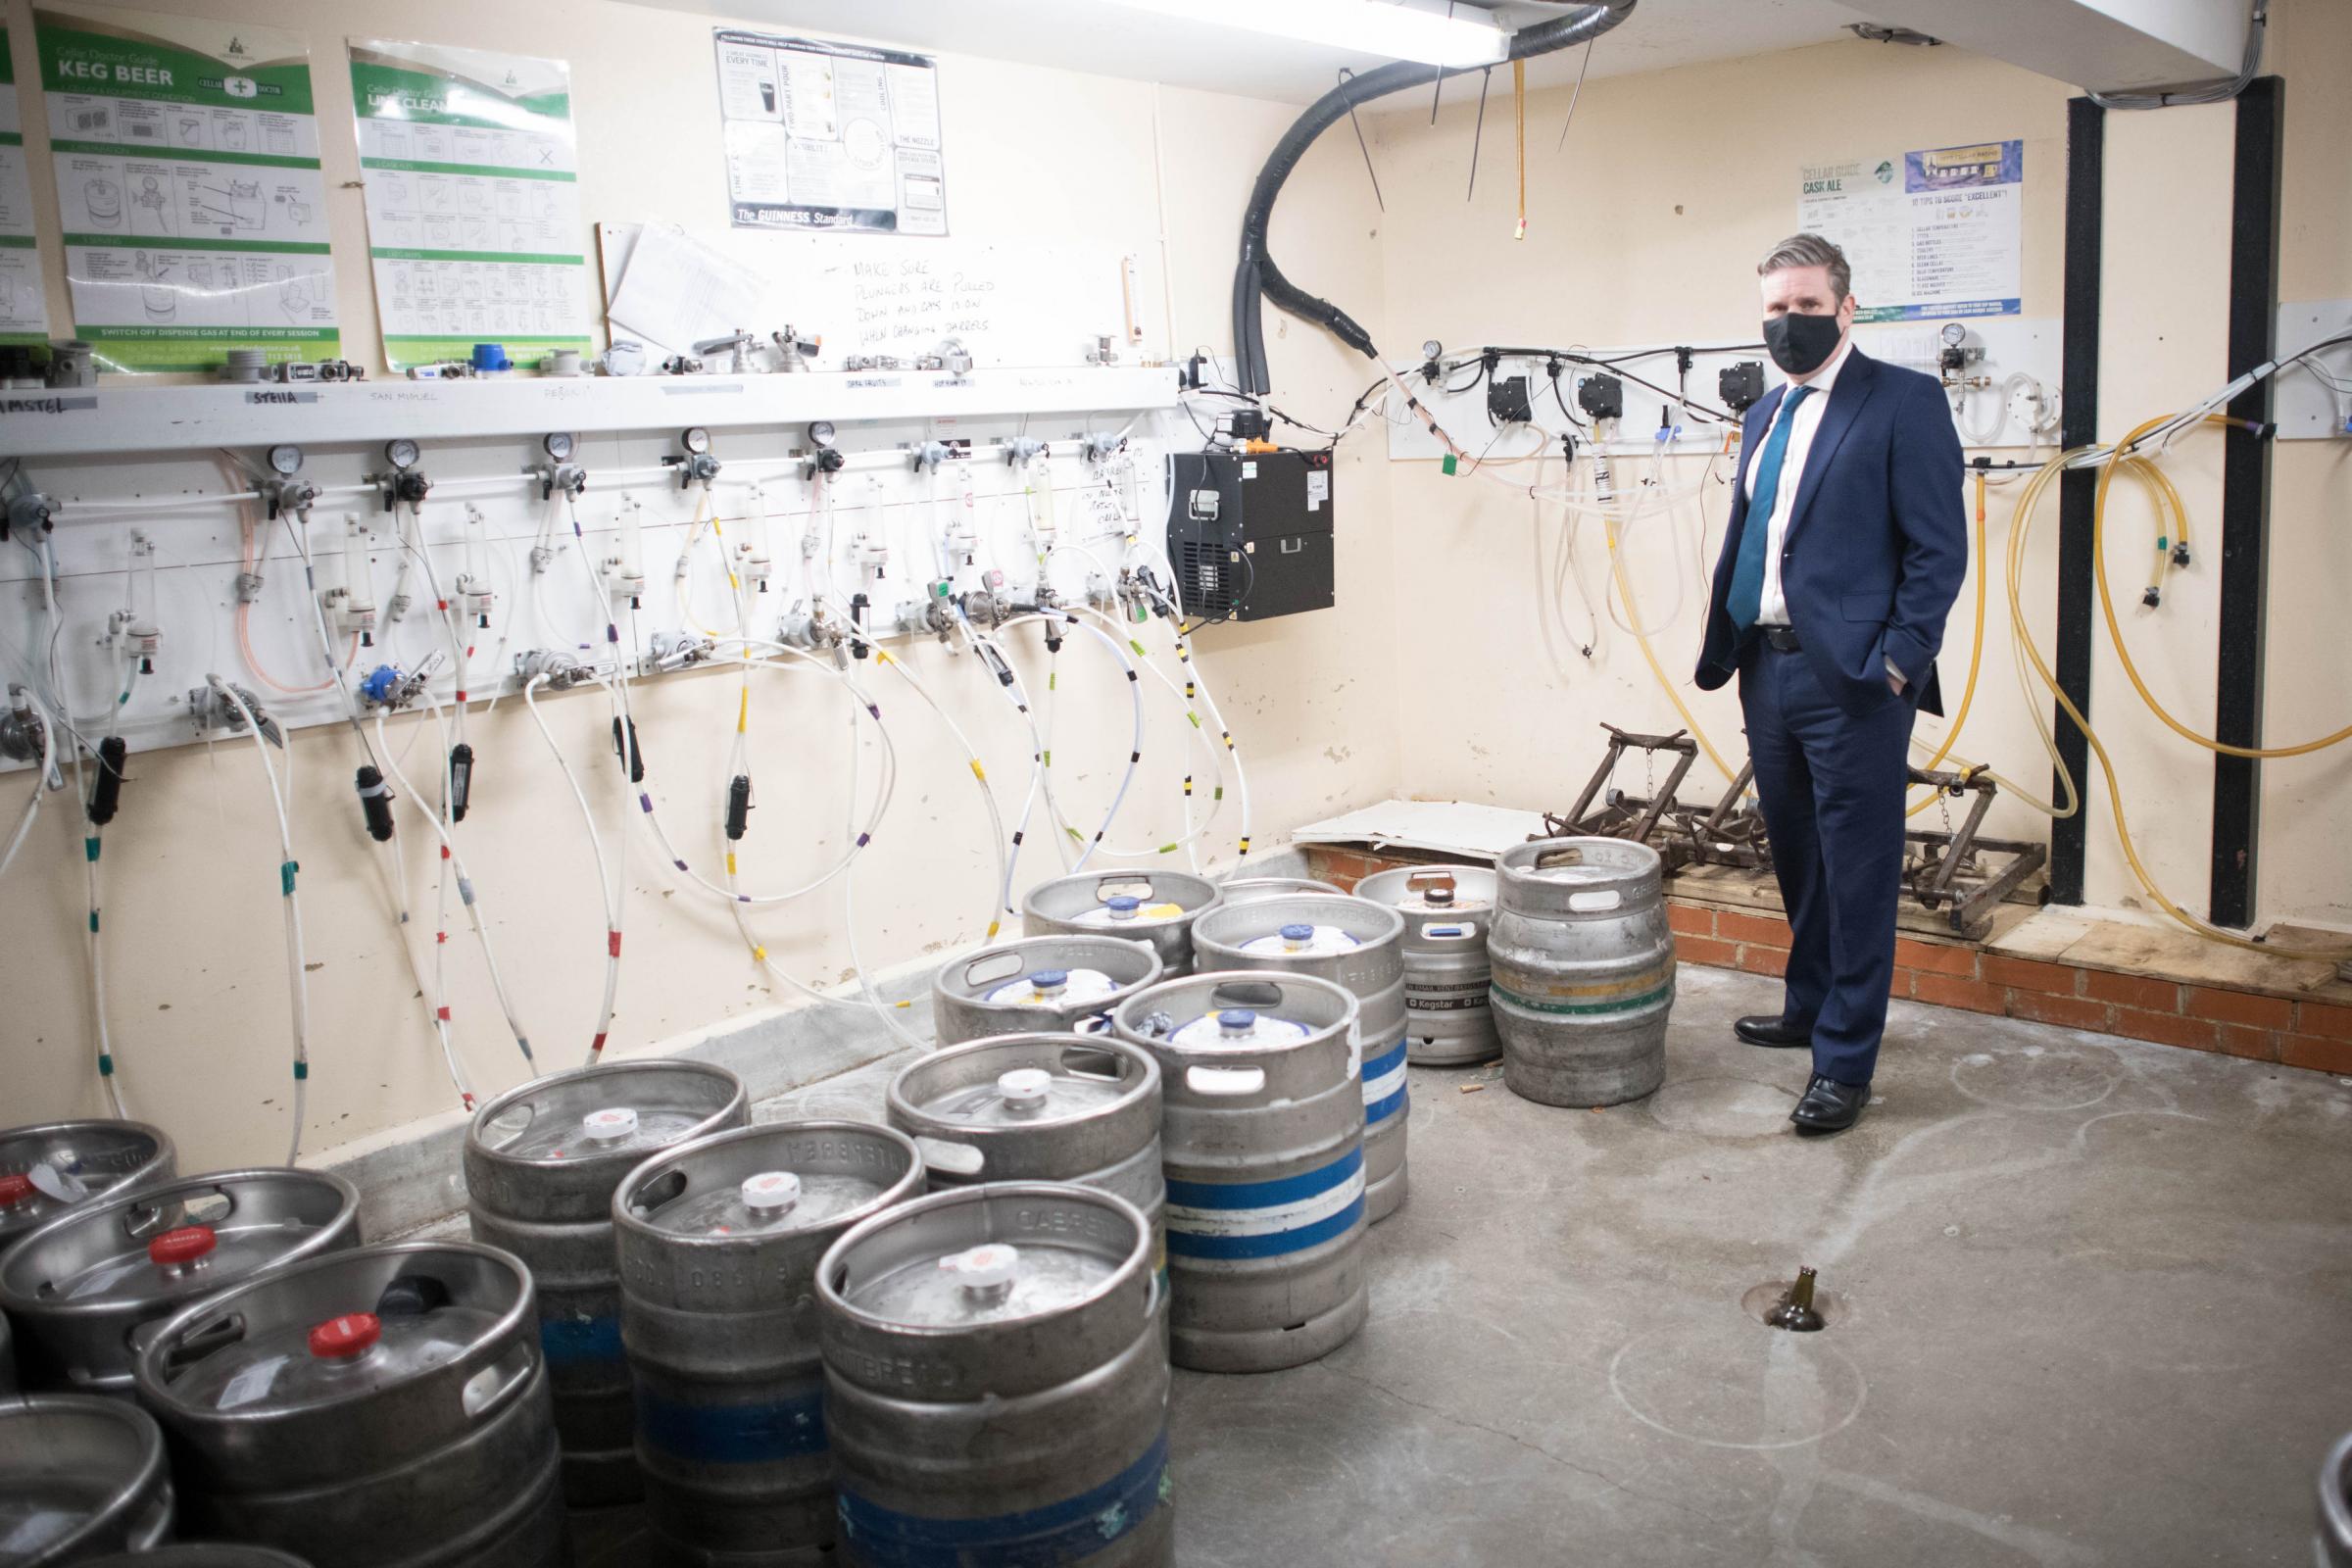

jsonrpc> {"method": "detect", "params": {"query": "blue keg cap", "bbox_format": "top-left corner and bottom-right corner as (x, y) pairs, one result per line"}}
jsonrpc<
(1029, 969), (1069, 989)
(1216, 1009), (1256, 1030)
(1279, 923), (1314, 941)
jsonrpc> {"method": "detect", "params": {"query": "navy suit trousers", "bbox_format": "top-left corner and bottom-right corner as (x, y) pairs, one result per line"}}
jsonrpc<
(1739, 639), (1916, 1087)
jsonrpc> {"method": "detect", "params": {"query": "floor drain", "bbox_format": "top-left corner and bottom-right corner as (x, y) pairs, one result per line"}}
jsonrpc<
(1742, 1268), (1846, 1331)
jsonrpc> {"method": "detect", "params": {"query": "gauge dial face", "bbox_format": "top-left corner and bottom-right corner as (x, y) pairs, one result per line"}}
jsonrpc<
(384, 438), (419, 470)
(808, 419), (837, 448)
(267, 443), (303, 476)
(544, 431), (575, 462)
(681, 426), (711, 456)
(1940, 322), (1968, 347)
(1422, 340), (1444, 361)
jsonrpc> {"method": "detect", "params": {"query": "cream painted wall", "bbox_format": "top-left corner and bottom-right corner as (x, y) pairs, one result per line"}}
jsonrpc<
(1365, 24), (2351, 935)
(3, 0), (1400, 1171)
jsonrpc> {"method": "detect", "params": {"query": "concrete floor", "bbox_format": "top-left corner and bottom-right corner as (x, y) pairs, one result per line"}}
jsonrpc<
(584, 964), (2352, 1565)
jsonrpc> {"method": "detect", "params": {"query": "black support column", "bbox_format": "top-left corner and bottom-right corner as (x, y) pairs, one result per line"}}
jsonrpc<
(2050, 95), (2104, 906)
(2208, 76), (2284, 930)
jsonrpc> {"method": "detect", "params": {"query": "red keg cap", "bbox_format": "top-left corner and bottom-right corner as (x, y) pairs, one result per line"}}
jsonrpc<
(146, 1225), (217, 1266)
(0, 1173), (33, 1206)
(308, 1312), (382, 1359)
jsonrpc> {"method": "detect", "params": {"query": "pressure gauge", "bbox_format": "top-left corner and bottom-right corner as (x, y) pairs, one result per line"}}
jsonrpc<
(1940, 322), (1968, 348)
(384, 438), (420, 470)
(808, 420), (837, 448)
(1422, 339), (1444, 361)
(266, 443), (303, 476)
(543, 431), (575, 462)
(680, 425), (711, 456)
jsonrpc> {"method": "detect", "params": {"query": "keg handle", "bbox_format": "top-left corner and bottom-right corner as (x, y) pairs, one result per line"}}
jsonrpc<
(1406, 869), (1457, 895)
(1534, 848), (1588, 870)
(912, 1135), (985, 1179)
(1419, 921), (1478, 942)
(1184, 1064), (1266, 1099)
(460, 1342), (538, 1422)
(961, 950), (1025, 989)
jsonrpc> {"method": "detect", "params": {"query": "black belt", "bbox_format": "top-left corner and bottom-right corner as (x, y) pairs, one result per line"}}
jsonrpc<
(1759, 625), (1802, 653)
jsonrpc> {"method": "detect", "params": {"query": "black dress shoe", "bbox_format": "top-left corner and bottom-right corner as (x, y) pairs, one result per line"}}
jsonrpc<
(1790, 1074), (1871, 1133)
(1734, 1014), (1813, 1049)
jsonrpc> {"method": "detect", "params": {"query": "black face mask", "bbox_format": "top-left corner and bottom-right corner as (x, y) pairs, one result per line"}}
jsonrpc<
(1762, 311), (1842, 377)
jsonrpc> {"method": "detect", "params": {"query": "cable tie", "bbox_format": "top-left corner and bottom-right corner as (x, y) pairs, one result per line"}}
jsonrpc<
(292, 1061), (309, 1080)
(83, 836), (99, 862)
(436, 1005), (453, 1021)
(673, 858), (688, 871)
(984, 919), (1002, 939)
(89, 910), (99, 933)
(457, 876), (476, 906)
(609, 931), (622, 957)
(1130, 750), (1141, 762)
(1126, 669), (1138, 682)
(751, 945), (767, 961)
(589, 1033), (607, 1055)
(279, 859), (298, 896)
(639, 793), (655, 813)
(856, 832), (871, 848)
(969, 760), (986, 781)
(99, 1053), (115, 1076)
(1158, 843), (1178, 855)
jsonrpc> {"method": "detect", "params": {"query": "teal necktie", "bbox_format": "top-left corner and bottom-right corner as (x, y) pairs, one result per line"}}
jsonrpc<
(1727, 383), (1814, 632)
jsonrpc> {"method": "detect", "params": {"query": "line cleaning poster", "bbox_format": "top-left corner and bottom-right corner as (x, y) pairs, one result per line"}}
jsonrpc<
(0, 29), (52, 346)
(1798, 140), (2023, 322)
(348, 39), (591, 371)
(33, 5), (338, 371)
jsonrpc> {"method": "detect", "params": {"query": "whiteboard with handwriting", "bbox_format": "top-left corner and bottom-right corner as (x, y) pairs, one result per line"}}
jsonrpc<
(597, 221), (1140, 369)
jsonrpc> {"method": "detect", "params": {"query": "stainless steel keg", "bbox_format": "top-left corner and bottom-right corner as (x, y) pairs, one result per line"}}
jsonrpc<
(0, 1394), (172, 1563)
(0, 1120), (176, 1256)
(931, 936), (1163, 1046)
(613, 1120), (924, 1567)
(1215, 876), (1344, 905)
(1020, 871), (1220, 976)
(887, 1034), (1164, 1264)
(1489, 837), (1676, 1107)
(1355, 865), (1502, 1066)
(1191, 895), (1409, 1223)
(465, 1059), (751, 1508)
(815, 1183), (1171, 1567)
(132, 1242), (563, 1568)
(2, 1168), (361, 1397)
(1112, 972), (1367, 1373)
(2321, 1430), (2352, 1568)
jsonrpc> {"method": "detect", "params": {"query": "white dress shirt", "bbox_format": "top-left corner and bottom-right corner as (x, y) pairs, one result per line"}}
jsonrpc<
(1745, 332), (1853, 627)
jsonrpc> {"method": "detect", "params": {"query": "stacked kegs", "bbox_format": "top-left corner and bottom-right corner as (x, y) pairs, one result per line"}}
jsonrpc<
(1355, 865), (1502, 1066)
(931, 936), (1163, 1046)
(816, 1183), (1172, 1566)
(0, 1118), (176, 1256)
(133, 1242), (564, 1568)
(2321, 1430), (2352, 1568)
(613, 1120), (924, 1567)
(2, 1168), (361, 1396)
(1021, 871), (1220, 976)
(0, 1394), (173, 1561)
(887, 1035), (1165, 1263)
(1215, 876), (1344, 905)
(1113, 972), (1367, 1372)
(465, 1059), (750, 1506)
(1489, 837), (1676, 1107)
(1192, 896), (1410, 1223)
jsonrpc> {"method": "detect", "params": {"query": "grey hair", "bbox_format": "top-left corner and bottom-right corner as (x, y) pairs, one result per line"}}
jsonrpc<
(1757, 232), (1851, 302)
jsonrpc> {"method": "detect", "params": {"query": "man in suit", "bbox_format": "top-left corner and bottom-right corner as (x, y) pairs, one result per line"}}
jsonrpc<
(1693, 232), (1967, 1134)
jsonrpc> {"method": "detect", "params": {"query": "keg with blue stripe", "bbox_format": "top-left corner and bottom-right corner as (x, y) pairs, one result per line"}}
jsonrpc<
(132, 1241), (563, 1568)
(465, 1059), (750, 1507)
(1112, 972), (1367, 1373)
(931, 936), (1164, 1046)
(1, 1167), (361, 1398)
(1355, 865), (1503, 1066)
(887, 1034), (1165, 1275)
(613, 1120), (924, 1566)
(0, 1394), (172, 1561)
(1021, 871), (1221, 976)
(815, 1182), (1170, 1567)
(1191, 896), (1409, 1224)
(1490, 838), (1677, 1107)
(0, 1118), (176, 1257)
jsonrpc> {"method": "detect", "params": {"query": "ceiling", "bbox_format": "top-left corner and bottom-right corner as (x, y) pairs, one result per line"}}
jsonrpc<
(632, 0), (1882, 105)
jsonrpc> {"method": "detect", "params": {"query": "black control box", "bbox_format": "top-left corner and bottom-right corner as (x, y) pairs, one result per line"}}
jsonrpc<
(1164, 450), (1335, 622)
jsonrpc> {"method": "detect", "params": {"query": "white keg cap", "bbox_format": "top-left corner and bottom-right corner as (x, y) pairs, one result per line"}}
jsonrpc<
(997, 1068), (1053, 1109)
(939, 1243), (1019, 1295)
(26, 1161), (87, 1202)
(582, 1107), (638, 1144)
(741, 1170), (802, 1213)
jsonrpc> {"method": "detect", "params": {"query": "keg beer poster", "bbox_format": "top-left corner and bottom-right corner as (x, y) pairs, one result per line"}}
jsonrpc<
(1798, 139), (2024, 322)
(33, 5), (340, 371)
(0, 31), (52, 346)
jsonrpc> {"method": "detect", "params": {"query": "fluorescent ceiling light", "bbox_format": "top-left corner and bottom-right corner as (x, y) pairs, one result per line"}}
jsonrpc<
(1107, 0), (1511, 68)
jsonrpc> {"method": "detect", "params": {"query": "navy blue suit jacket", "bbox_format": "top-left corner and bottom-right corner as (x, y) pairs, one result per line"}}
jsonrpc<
(1693, 348), (1967, 718)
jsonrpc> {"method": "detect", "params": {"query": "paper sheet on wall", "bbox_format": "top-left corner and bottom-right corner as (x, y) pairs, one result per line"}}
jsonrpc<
(605, 220), (767, 357)
(1798, 139), (2023, 322)
(33, 5), (338, 371)
(711, 28), (946, 236)
(0, 31), (52, 346)
(349, 39), (592, 371)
